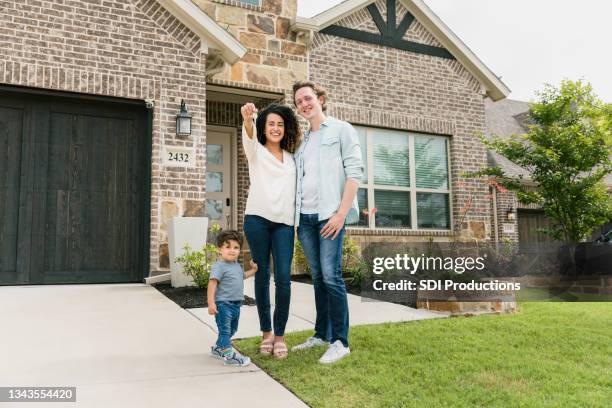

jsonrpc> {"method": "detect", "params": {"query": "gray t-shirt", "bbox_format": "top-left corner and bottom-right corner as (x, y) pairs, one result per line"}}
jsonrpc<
(210, 260), (244, 302)
(300, 129), (320, 214)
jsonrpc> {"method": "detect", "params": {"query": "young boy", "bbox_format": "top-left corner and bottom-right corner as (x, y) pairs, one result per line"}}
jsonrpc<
(208, 230), (258, 366)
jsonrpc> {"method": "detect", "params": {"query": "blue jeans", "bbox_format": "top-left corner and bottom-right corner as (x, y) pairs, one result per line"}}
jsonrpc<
(243, 215), (294, 336)
(297, 213), (349, 347)
(215, 300), (241, 349)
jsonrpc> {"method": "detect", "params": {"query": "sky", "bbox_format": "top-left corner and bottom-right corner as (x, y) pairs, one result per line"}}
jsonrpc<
(297, 0), (612, 102)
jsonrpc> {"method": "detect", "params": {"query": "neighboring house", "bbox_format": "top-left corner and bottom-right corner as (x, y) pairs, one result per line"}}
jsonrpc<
(485, 98), (533, 246)
(484, 98), (612, 248)
(0, 0), (511, 285)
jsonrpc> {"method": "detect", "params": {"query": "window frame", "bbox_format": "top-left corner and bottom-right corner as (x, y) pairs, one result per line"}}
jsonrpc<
(238, 0), (261, 6)
(352, 126), (453, 231)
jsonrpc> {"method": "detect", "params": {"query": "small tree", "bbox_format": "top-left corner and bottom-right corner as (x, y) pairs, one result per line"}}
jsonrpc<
(475, 80), (612, 273)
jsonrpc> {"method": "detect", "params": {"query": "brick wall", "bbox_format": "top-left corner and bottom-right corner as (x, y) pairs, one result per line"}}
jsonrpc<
(309, 0), (492, 241)
(492, 189), (519, 242)
(0, 0), (209, 274)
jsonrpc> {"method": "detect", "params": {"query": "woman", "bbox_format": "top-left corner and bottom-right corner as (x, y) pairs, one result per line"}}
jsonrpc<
(240, 102), (301, 359)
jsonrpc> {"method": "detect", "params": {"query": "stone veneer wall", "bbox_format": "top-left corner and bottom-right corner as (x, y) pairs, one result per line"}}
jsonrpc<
(0, 0), (209, 275)
(309, 0), (493, 243)
(193, 0), (308, 92)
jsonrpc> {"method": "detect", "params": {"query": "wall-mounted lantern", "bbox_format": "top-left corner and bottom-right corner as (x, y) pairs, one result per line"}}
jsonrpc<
(506, 206), (516, 221)
(176, 99), (192, 137)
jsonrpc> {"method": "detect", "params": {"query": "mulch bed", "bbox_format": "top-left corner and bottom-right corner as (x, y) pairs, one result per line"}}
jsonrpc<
(152, 282), (256, 309)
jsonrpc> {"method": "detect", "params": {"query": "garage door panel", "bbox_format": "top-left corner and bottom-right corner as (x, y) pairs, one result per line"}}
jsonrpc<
(126, 121), (142, 194)
(38, 113), (79, 277)
(1, 91), (148, 285)
(47, 112), (71, 190)
(39, 110), (145, 283)
(0, 107), (23, 281)
(114, 120), (128, 194)
(89, 118), (107, 194)
(42, 189), (59, 273)
(29, 106), (52, 284)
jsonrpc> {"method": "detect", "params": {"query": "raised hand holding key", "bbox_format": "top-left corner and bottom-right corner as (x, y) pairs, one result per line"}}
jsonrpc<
(240, 103), (258, 139)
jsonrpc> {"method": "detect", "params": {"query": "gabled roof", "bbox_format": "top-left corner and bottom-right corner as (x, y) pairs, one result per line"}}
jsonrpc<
(157, 0), (246, 64)
(485, 98), (530, 139)
(295, 0), (510, 101)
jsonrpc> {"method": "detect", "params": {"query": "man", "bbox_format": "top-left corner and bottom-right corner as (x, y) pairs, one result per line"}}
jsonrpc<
(291, 81), (363, 364)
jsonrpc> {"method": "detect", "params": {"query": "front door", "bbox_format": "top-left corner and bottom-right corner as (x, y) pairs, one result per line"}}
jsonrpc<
(206, 129), (234, 230)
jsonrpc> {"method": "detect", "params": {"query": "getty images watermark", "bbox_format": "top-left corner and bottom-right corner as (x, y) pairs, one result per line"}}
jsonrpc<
(359, 241), (611, 303)
(369, 253), (521, 292)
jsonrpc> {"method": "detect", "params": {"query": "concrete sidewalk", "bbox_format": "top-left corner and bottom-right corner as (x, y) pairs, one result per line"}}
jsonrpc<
(188, 280), (448, 340)
(0, 284), (307, 408)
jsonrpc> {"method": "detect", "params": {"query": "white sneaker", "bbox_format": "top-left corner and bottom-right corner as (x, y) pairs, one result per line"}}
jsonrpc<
(291, 336), (328, 351)
(319, 340), (350, 364)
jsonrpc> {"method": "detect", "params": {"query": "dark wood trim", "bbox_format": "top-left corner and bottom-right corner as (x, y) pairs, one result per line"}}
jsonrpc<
(141, 107), (153, 282)
(386, 0), (396, 38)
(0, 84), (146, 107)
(367, 4), (387, 36)
(322, 0), (455, 60)
(320, 25), (455, 60)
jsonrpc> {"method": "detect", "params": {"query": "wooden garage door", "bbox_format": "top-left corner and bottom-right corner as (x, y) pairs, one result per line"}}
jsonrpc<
(518, 209), (556, 252)
(0, 90), (149, 284)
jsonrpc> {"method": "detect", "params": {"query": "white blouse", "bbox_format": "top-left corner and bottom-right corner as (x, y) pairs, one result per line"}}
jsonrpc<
(242, 125), (296, 226)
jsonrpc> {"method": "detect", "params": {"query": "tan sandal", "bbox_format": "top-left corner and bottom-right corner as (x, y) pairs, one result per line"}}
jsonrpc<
(273, 341), (288, 360)
(259, 337), (274, 355)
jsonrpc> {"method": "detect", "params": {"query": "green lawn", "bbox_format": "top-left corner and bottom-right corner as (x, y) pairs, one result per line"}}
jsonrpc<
(235, 302), (612, 408)
(516, 288), (612, 302)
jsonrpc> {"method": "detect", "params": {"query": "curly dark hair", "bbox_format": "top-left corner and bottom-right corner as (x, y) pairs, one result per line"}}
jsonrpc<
(255, 103), (301, 153)
(216, 230), (243, 248)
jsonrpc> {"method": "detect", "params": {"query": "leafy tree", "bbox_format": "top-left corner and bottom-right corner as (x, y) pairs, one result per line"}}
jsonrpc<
(473, 80), (612, 271)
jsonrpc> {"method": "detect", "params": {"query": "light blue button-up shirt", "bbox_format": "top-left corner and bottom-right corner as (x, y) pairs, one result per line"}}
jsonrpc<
(294, 116), (364, 227)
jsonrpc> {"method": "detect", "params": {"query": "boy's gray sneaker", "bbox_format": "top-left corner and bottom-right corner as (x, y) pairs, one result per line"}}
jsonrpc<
(224, 350), (251, 367)
(291, 336), (328, 351)
(210, 345), (226, 360)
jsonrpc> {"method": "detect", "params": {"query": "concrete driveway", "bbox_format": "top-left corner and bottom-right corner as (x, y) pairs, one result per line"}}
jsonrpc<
(0, 284), (307, 408)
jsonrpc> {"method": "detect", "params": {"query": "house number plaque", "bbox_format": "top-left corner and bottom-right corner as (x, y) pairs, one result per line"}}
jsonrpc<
(163, 146), (195, 168)
(502, 223), (516, 234)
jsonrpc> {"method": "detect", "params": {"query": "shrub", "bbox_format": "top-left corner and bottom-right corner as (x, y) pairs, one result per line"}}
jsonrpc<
(293, 239), (310, 275)
(174, 223), (221, 289)
(345, 254), (369, 289)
